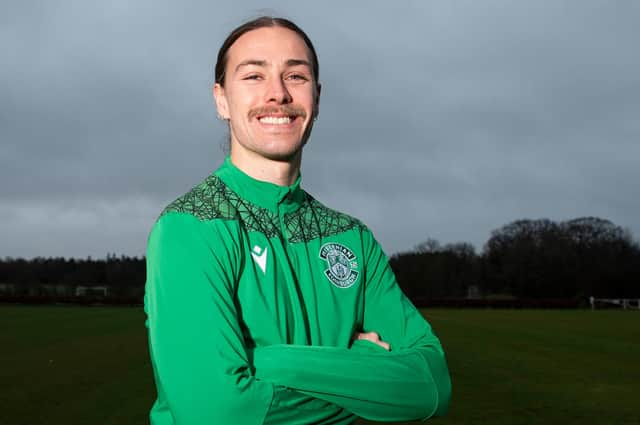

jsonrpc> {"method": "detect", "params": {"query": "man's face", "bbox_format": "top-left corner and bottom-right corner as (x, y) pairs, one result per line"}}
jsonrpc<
(214, 26), (320, 162)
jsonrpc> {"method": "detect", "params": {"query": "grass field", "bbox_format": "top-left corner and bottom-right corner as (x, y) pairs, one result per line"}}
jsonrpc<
(1, 306), (638, 425)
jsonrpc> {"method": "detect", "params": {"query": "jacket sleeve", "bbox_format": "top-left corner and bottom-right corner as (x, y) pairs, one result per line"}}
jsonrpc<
(252, 229), (451, 422)
(144, 213), (274, 425)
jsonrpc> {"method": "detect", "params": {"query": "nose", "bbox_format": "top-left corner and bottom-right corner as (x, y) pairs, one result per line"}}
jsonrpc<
(265, 76), (292, 104)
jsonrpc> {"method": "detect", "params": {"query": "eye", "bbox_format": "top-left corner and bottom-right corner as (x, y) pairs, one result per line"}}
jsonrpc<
(243, 74), (262, 81)
(287, 73), (309, 82)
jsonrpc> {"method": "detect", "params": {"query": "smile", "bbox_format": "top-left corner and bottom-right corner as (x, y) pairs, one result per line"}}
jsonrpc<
(258, 116), (294, 125)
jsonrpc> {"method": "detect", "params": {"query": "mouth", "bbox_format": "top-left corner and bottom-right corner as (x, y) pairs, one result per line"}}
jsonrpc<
(249, 105), (307, 126)
(257, 114), (296, 125)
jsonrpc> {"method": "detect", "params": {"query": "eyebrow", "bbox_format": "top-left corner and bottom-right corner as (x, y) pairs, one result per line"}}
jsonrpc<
(235, 59), (267, 72)
(234, 58), (311, 73)
(285, 59), (311, 69)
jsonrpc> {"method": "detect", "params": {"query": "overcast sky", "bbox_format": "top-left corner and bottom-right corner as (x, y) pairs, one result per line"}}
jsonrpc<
(2, 1), (639, 259)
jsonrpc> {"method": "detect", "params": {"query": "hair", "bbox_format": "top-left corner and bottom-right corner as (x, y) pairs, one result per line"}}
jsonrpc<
(214, 16), (320, 87)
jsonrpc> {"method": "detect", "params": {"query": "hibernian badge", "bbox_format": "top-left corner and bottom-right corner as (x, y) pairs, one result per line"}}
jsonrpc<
(319, 243), (359, 288)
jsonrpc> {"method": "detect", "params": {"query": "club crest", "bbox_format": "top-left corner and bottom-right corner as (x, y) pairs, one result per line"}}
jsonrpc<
(319, 243), (359, 288)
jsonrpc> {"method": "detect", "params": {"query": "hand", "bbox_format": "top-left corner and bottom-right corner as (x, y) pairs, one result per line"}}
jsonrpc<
(352, 331), (390, 351)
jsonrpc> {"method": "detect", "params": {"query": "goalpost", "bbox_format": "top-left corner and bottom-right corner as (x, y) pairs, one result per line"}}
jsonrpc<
(590, 296), (640, 310)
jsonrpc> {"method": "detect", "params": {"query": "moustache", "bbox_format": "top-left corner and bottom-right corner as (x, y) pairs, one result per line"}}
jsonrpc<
(248, 105), (308, 120)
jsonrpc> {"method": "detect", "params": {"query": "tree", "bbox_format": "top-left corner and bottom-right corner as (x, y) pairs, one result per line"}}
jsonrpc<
(482, 217), (640, 298)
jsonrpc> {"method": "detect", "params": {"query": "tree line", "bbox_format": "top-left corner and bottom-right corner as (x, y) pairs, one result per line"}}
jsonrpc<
(1, 216), (638, 304)
(390, 217), (640, 303)
(0, 254), (145, 298)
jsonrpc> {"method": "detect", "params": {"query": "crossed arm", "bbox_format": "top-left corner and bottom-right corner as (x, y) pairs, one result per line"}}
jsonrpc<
(145, 214), (451, 424)
(251, 241), (452, 422)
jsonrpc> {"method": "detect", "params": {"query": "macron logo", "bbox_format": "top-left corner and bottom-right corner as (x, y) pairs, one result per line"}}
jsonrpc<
(251, 245), (268, 274)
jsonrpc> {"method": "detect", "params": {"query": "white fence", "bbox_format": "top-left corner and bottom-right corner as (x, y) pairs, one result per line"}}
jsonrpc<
(590, 297), (640, 310)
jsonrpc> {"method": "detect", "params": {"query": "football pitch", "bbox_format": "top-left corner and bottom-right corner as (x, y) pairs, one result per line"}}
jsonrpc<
(1, 306), (638, 425)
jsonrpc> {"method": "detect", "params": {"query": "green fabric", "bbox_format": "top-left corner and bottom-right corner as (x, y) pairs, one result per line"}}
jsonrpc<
(144, 157), (451, 425)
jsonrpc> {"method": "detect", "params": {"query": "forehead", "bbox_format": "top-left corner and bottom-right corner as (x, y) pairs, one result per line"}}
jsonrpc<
(226, 26), (312, 67)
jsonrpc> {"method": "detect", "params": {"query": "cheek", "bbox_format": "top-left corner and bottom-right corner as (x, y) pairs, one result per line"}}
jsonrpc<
(224, 89), (248, 113)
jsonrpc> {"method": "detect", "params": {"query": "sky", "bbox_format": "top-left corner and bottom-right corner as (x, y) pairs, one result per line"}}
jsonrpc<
(1, 0), (639, 259)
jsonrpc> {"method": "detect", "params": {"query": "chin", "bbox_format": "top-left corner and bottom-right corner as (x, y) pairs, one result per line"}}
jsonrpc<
(254, 136), (308, 162)
(259, 146), (304, 162)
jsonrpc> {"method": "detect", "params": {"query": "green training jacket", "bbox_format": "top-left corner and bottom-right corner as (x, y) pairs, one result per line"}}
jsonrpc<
(144, 157), (451, 425)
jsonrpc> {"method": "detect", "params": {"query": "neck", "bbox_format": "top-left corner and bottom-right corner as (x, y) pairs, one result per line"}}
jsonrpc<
(230, 148), (302, 187)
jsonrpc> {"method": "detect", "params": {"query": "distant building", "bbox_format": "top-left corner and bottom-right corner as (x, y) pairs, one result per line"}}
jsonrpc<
(41, 284), (74, 297)
(466, 285), (481, 299)
(0, 283), (16, 295)
(75, 285), (109, 297)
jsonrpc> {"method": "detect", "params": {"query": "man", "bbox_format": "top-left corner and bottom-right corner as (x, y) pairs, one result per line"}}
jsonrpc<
(144, 16), (451, 425)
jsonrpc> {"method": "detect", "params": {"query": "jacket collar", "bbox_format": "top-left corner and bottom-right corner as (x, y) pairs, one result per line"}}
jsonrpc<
(215, 156), (306, 213)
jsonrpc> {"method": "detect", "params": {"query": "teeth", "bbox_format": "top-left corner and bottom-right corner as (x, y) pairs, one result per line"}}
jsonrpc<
(259, 116), (291, 124)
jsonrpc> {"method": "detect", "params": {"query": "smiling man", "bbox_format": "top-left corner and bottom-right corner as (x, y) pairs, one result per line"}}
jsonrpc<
(144, 16), (451, 425)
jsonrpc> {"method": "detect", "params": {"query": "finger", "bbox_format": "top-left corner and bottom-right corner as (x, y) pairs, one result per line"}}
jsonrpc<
(377, 340), (390, 351)
(356, 331), (379, 341)
(363, 337), (390, 351)
(354, 332), (390, 350)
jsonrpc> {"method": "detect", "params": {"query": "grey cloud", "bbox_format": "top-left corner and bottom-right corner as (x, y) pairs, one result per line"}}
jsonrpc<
(1, 0), (639, 257)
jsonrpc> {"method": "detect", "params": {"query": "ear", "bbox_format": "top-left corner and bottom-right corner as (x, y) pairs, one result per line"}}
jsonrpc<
(213, 83), (230, 120)
(313, 83), (321, 119)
